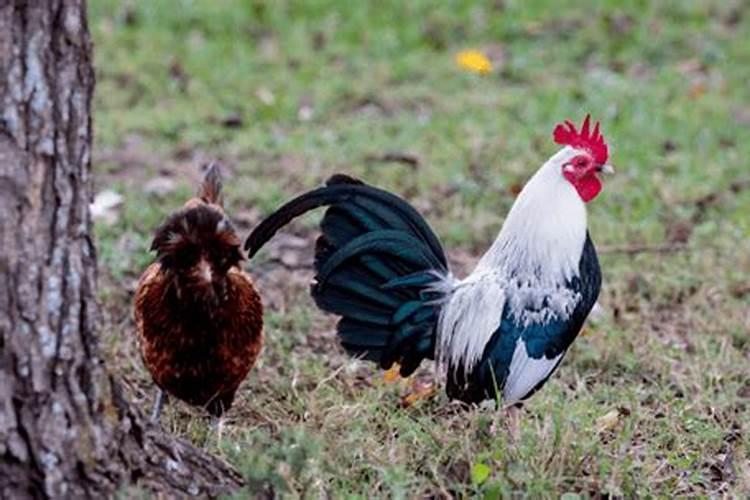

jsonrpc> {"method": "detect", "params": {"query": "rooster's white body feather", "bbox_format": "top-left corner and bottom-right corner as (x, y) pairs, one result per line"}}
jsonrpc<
(436, 147), (591, 401)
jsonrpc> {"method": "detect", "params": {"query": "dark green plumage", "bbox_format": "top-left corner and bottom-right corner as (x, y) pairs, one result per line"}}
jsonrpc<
(245, 175), (449, 376)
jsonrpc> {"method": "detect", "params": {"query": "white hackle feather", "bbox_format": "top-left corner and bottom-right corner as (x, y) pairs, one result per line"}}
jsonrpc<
(477, 147), (587, 282)
(436, 146), (590, 384)
(437, 272), (506, 376)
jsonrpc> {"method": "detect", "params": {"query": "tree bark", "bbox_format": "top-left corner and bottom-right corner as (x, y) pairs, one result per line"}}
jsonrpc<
(0, 2), (243, 498)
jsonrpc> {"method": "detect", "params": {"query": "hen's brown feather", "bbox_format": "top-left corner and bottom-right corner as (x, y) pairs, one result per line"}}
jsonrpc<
(135, 263), (263, 417)
(134, 164), (263, 417)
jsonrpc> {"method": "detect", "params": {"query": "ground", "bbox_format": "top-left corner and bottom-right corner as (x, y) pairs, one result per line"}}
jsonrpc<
(90, 1), (749, 497)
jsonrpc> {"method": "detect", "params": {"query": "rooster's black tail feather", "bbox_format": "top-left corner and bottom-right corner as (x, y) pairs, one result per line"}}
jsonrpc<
(245, 175), (450, 375)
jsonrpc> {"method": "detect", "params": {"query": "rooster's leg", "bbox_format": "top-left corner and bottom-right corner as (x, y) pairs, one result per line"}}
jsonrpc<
(506, 404), (522, 442)
(150, 389), (167, 422)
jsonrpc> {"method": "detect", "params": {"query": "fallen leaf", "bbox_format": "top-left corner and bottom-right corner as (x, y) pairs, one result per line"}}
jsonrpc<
(298, 105), (313, 122)
(143, 176), (176, 197)
(383, 364), (401, 383)
(90, 190), (124, 225)
(596, 409), (620, 433)
(560, 493), (583, 500)
(256, 87), (275, 106)
(298, 95), (314, 122)
(401, 380), (437, 407)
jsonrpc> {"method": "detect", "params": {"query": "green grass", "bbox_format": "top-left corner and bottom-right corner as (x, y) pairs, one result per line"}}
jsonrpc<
(90, 0), (750, 497)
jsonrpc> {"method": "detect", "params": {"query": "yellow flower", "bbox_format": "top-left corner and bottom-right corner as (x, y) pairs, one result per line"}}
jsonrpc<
(455, 49), (493, 75)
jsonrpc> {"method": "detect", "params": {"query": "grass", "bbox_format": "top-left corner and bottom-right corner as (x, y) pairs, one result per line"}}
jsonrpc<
(90, 0), (749, 497)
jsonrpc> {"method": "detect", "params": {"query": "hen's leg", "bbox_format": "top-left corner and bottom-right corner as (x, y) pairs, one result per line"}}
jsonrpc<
(209, 416), (226, 445)
(207, 391), (235, 444)
(150, 389), (167, 423)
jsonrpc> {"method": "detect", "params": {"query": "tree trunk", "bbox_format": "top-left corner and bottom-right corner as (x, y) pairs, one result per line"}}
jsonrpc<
(0, 2), (243, 498)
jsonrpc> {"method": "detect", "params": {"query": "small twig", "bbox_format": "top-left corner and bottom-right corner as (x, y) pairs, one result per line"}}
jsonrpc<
(599, 242), (688, 256)
(364, 152), (420, 168)
(312, 361), (351, 393)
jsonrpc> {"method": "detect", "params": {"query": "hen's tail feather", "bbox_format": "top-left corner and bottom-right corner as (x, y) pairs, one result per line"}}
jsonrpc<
(245, 175), (452, 375)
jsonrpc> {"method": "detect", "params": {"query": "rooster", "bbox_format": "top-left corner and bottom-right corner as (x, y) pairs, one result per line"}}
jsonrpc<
(245, 116), (612, 411)
(134, 164), (263, 421)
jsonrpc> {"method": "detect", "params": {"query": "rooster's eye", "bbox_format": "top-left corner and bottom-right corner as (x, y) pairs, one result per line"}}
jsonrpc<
(575, 157), (588, 168)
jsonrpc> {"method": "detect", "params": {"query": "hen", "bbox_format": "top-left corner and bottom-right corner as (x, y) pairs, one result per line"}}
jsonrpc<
(134, 164), (263, 420)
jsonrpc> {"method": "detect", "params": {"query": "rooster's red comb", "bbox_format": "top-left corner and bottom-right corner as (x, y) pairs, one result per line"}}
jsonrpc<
(553, 114), (609, 165)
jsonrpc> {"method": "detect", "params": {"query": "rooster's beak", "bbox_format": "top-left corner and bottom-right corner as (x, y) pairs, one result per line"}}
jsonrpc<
(598, 164), (615, 175)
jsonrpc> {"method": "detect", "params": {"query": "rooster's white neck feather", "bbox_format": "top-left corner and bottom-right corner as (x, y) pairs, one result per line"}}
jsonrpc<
(477, 146), (587, 283)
